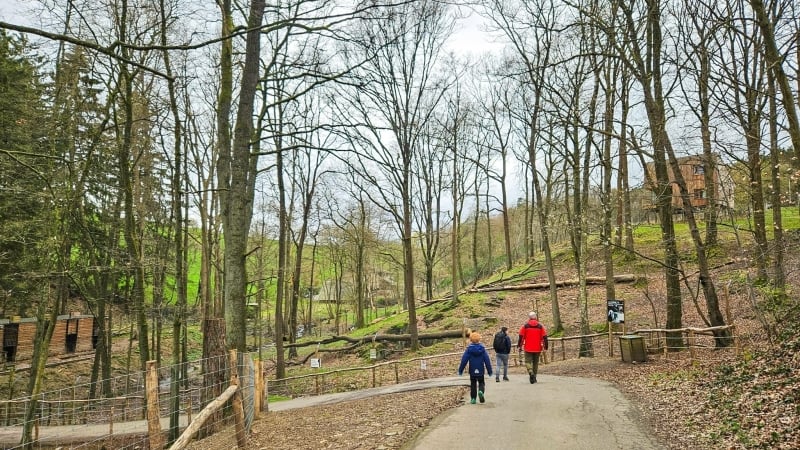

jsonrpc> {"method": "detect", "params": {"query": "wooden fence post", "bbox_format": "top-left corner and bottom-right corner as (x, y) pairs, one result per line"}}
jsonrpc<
(688, 329), (696, 363)
(186, 393), (192, 425)
(145, 360), (164, 450)
(228, 350), (247, 449)
(254, 359), (263, 416)
(264, 377), (270, 413)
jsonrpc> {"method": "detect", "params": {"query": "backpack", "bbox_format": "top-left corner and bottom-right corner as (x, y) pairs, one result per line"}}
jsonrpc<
(492, 332), (506, 352)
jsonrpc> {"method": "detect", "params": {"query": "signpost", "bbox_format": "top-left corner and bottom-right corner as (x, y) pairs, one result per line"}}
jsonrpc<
(607, 300), (625, 324)
(607, 300), (625, 356)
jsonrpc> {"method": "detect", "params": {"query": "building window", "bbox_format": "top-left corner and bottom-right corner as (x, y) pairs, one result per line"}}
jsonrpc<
(3, 323), (19, 362)
(694, 165), (705, 175)
(65, 319), (79, 353)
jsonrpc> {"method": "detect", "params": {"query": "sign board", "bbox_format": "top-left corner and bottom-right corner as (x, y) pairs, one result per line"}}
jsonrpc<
(607, 300), (625, 324)
(369, 348), (377, 359)
(420, 360), (427, 370)
(310, 358), (321, 368)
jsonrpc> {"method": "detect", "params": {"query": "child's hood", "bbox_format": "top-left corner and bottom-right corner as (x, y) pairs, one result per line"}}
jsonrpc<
(466, 343), (486, 355)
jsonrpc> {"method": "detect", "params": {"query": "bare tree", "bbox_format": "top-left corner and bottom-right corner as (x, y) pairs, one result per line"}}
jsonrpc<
(474, 70), (518, 272)
(337, 0), (454, 349)
(709, 0), (770, 281)
(482, 0), (564, 333)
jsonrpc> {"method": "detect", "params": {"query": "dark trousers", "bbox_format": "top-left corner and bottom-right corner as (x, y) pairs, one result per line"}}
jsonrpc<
(469, 375), (486, 399)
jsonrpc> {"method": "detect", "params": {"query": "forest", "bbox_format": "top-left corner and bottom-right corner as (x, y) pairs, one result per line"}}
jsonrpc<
(1, 0), (799, 446)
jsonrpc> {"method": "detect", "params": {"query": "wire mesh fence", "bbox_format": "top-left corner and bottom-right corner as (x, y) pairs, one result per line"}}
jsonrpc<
(267, 352), (464, 400)
(0, 351), (255, 450)
(0, 325), (737, 449)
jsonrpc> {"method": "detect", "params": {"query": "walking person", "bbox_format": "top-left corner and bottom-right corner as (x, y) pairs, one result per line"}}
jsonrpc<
(518, 312), (548, 384)
(492, 326), (512, 382)
(458, 332), (493, 404)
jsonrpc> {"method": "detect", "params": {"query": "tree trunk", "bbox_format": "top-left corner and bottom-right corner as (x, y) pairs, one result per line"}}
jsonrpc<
(748, 0), (800, 198)
(767, 72), (786, 288)
(616, 73), (634, 252)
(275, 137), (288, 379)
(601, 50), (617, 307)
(222, 0), (265, 351)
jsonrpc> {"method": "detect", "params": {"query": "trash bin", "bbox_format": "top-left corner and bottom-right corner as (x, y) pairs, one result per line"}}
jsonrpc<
(619, 335), (646, 363)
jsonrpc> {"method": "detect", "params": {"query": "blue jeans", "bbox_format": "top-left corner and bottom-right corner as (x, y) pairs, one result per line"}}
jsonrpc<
(495, 353), (509, 379)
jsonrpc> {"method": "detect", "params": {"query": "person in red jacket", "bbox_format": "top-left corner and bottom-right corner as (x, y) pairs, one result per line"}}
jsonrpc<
(518, 311), (548, 384)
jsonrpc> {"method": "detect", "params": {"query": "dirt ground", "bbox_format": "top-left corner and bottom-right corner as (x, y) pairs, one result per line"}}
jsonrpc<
(185, 353), (728, 450)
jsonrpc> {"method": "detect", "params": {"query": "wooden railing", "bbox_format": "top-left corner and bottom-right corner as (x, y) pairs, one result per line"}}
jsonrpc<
(267, 324), (738, 402)
(266, 352), (465, 402)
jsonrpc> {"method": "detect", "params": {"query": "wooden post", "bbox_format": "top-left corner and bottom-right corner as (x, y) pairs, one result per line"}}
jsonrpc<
(264, 377), (270, 413)
(315, 374), (320, 395)
(109, 404), (114, 436)
(394, 362), (399, 384)
(371, 366), (376, 388)
(560, 339), (566, 361)
(168, 385), (238, 450)
(186, 393), (192, 425)
(228, 350), (247, 449)
(146, 360), (164, 450)
(688, 329), (696, 363)
(254, 359), (263, 416)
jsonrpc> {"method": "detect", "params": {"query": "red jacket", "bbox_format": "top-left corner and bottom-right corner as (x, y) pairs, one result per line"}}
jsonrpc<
(518, 319), (548, 353)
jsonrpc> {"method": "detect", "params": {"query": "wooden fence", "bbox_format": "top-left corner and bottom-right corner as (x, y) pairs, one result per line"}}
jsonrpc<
(0, 325), (737, 449)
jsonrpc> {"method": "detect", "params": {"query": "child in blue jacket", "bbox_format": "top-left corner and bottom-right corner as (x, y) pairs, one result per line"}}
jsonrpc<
(458, 332), (493, 404)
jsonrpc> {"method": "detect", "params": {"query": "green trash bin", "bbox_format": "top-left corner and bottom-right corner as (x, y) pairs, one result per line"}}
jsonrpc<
(619, 335), (646, 363)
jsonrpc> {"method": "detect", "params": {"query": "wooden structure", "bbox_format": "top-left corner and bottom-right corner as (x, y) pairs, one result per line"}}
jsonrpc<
(644, 154), (734, 212)
(0, 313), (96, 363)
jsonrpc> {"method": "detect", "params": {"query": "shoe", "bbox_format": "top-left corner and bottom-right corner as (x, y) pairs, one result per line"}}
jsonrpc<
(503, 376), (509, 381)
(496, 378), (500, 383)
(478, 391), (485, 403)
(470, 398), (476, 404)
(529, 374), (535, 384)
(533, 375), (537, 383)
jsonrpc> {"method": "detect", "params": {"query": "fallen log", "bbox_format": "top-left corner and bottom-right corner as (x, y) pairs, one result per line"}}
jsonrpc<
(466, 274), (641, 293)
(168, 384), (238, 450)
(284, 329), (465, 349)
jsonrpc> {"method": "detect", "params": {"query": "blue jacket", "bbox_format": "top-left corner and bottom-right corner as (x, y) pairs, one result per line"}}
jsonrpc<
(458, 343), (493, 377)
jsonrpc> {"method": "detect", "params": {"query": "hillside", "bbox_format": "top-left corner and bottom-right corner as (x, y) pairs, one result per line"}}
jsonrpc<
(230, 223), (800, 449)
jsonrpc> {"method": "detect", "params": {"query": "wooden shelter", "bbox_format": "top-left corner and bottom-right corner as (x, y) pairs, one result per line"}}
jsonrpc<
(644, 154), (734, 212)
(0, 313), (96, 363)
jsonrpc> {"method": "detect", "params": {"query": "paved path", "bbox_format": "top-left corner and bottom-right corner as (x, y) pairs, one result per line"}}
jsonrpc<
(403, 374), (665, 450)
(0, 415), (188, 445)
(0, 373), (665, 449)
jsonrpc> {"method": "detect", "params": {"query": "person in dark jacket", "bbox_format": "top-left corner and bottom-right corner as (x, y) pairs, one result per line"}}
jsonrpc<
(458, 332), (493, 404)
(492, 326), (512, 382)
(518, 312), (548, 384)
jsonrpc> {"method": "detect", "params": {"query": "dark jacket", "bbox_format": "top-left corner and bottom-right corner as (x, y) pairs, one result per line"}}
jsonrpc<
(458, 343), (493, 377)
(493, 331), (512, 355)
